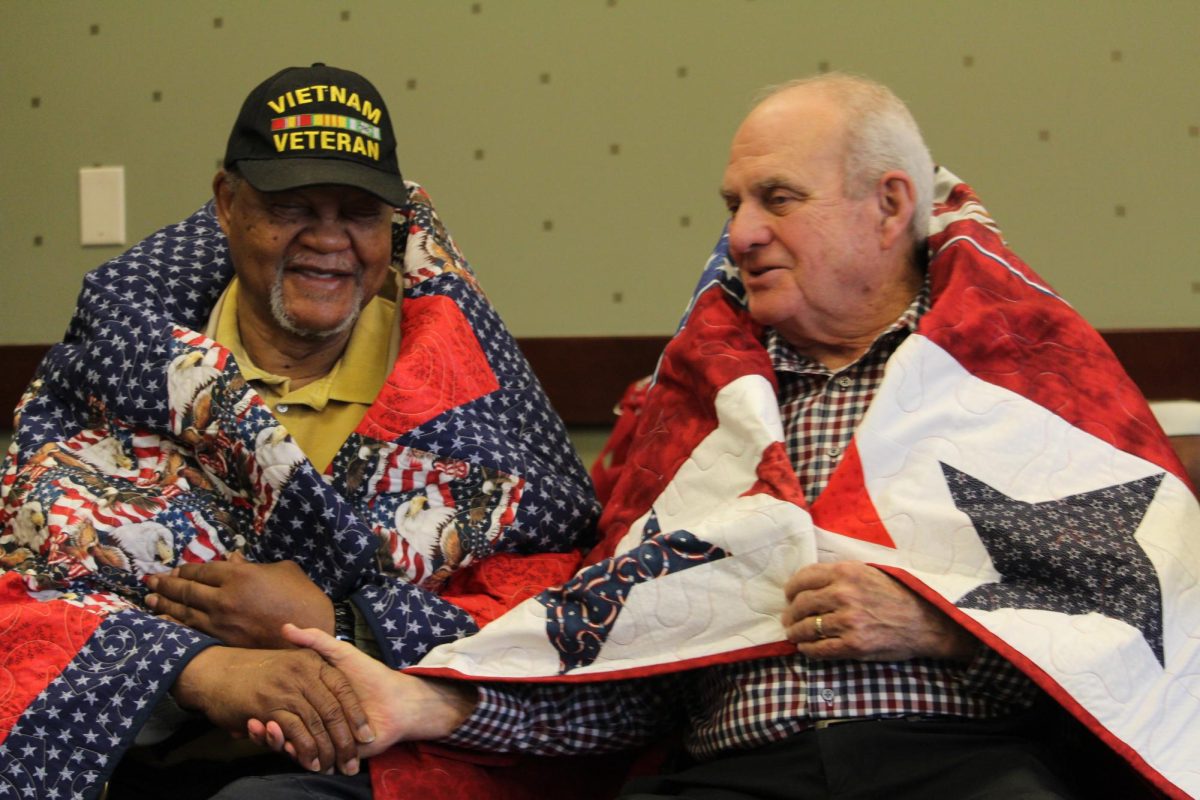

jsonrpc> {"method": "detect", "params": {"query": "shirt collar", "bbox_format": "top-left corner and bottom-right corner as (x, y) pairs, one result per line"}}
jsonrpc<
(208, 277), (397, 409)
(766, 273), (932, 375)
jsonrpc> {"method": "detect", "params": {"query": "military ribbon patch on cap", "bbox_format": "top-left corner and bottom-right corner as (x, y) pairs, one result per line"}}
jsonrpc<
(270, 114), (381, 141)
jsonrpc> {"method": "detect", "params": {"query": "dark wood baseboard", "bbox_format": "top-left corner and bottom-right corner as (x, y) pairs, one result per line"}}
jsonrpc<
(2, 330), (1196, 430)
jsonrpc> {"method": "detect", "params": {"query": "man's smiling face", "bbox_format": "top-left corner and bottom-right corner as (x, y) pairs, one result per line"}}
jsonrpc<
(216, 176), (393, 341)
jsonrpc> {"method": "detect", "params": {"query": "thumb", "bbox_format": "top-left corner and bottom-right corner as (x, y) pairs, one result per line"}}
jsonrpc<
(281, 622), (348, 663)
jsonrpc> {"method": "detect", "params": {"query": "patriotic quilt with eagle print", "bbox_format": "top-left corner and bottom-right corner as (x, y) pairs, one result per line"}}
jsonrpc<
(0, 184), (598, 799)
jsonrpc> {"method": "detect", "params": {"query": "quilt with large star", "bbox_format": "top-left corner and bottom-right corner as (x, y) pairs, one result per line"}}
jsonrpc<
(408, 169), (1200, 798)
(0, 185), (598, 799)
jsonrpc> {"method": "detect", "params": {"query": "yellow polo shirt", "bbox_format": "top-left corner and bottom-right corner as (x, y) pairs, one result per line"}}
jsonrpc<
(206, 277), (399, 473)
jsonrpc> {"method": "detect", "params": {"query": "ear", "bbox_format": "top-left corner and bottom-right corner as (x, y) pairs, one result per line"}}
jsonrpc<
(212, 170), (235, 237)
(874, 170), (917, 250)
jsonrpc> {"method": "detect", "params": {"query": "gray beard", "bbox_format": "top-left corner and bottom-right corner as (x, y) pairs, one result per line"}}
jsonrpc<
(269, 266), (363, 341)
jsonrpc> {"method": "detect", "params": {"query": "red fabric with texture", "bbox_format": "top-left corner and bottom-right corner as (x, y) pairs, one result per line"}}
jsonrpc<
(590, 290), (770, 563)
(0, 573), (104, 743)
(922, 183), (1180, 478)
(358, 294), (500, 441)
(810, 441), (895, 548)
(439, 551), (584, 628)
(590, 377), (651, 506)
(371, 742), (642, 800)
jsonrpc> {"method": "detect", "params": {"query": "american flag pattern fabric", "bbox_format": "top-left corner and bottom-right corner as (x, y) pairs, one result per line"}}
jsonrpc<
(0, 184), (598, 800)
(408, 169), (1200, 799)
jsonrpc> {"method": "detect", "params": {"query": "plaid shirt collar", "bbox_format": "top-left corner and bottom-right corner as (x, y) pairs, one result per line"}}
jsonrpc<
(765, 274), (932, 377)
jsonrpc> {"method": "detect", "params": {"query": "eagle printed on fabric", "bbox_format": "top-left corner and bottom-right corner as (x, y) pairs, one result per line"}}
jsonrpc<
(0, 184), (597, 800)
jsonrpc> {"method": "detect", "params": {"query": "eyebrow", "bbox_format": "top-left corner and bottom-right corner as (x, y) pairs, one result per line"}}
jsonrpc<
(719, 176), (804, 202)
(755, 176), (804, 194)
(720, 173), (796, 193)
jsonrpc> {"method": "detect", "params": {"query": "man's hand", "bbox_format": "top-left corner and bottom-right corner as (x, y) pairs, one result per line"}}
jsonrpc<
(172, 645), (374, 775)
(146, 551), (334, 648)
(247, 623), (478, 762)
(782, 561), (977, 662)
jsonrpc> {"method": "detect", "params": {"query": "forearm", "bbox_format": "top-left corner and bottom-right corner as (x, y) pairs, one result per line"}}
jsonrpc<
(170, 646), (220, 711)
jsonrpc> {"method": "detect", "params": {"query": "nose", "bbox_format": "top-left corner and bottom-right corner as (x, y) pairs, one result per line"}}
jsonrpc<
(299, 213), (352, 254)
(726, 204), (772, 262)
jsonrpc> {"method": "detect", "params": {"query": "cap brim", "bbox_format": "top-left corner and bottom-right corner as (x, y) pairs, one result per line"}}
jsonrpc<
(236, 158), (409, 207)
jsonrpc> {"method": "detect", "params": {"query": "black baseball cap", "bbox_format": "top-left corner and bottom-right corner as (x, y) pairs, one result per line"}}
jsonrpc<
(223, 63), (407, 206)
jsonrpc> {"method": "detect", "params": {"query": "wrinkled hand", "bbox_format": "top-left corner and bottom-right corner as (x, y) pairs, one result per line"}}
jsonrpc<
(172, 645), (374, 775)
(246, 623), (478, 763)
(782, 562), (977, 662)
(146, 551), (333, 648)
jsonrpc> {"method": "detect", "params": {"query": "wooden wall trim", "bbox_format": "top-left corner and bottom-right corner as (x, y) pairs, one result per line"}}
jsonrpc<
(516, 336), (667, 426)
(2, 330), (1197, 430)
(0, 345), (56, 431)
(1092, 329), (1200, 403)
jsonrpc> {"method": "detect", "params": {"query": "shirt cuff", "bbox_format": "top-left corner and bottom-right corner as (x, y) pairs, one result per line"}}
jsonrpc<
(439, 684), (526, 753)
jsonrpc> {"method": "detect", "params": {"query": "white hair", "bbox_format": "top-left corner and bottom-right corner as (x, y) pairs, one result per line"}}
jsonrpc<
(761, 73), (934, 243)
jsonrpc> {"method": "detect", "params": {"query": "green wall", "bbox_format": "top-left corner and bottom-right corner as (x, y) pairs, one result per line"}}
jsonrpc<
(2, 0), (1197, 345)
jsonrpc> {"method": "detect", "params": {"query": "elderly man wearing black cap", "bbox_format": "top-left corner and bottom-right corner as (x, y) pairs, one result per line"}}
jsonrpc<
(0, 64), (597, 800)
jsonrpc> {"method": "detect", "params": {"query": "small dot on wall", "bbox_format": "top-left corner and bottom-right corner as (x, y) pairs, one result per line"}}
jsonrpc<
(34, 236), (44, 246)
(90, 24), (100, 35)
(680, 215), (691, 228)
(471, 3), (482, 13)
(474, 149), (485, 160)
(1114, 205), (1126, 217)
(1038, 130), (1051, 142)
(677, 66), (688, 78)
(406, 78), (418, 90)
(612, 291), (624, 303)
(609, 143), (620, 155)
(1111, 50), (1123, 62)
(213, 17), (223, 28)
(1189, 125), (1198, 138)
(540, 72), (551, 84)
(153, 91), (163, 102)
(963, 55), (974, 67)
(817, 61), (831, 73)
(341, 10), (351, 21)
(31, 97), (41, 109)
(543, 220), (554, 232)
